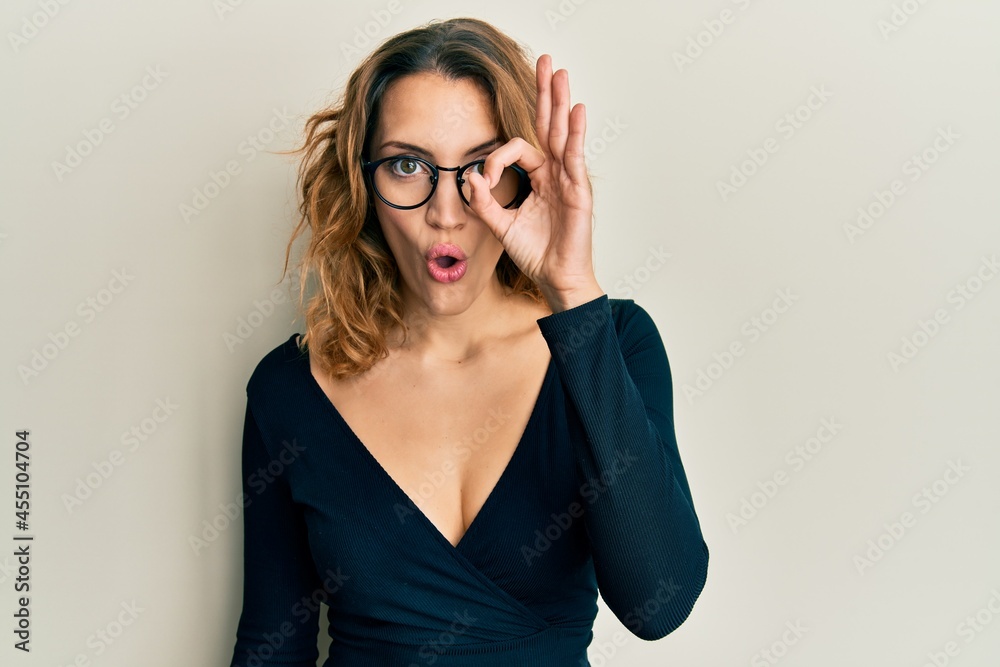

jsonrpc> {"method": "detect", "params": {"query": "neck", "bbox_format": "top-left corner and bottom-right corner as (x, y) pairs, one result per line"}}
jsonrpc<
(392, 276), (522, 365)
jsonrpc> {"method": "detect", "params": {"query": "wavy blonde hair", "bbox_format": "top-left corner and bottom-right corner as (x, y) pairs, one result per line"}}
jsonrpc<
(280, 17), (548, 379)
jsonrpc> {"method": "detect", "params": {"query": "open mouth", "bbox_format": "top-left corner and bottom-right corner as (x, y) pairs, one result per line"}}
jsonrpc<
(425, 242), (468, 283)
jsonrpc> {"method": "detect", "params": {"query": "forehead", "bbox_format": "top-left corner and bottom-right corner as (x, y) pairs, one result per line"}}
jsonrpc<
(374, 72), (497, 157)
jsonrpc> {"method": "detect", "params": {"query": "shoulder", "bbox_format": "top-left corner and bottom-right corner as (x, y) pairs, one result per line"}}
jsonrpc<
(608, 297), (640, 325)
(608, 296), (658, 324)
(243, 333), (311, 457)
(608, 297), (669, 361)
(245, 332), (306, 398)
(608, 296), (660, 335)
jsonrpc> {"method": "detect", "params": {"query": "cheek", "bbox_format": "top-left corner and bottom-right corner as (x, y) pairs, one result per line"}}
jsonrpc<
(376, 208), (418, 257)
(479, 230), (505, 257)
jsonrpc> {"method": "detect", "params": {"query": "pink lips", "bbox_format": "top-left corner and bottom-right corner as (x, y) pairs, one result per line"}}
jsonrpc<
(425, 243), (468, 283)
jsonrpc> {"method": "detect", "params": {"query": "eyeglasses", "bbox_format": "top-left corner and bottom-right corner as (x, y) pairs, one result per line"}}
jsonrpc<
(361, 155), (531, 210)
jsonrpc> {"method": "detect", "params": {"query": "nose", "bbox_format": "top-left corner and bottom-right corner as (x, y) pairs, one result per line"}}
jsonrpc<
(424, 169), (467, 230)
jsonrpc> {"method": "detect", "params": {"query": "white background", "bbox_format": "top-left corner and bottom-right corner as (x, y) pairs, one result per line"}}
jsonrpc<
(2, 1), (999, 665)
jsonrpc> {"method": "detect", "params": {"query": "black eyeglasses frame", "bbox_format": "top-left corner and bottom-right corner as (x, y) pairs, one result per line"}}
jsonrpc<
(360, 155), (532, 211)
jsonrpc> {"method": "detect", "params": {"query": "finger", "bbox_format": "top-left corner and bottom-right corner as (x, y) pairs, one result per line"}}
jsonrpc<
(549, 68), (570, 163)
(482, 137), (545, 187)
(467, 169), (512, 239)
(564, 103), (588, 185)
(535, 54), (553, 157)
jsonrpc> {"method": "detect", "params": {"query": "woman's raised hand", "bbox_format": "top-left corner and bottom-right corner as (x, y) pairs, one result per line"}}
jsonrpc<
(466, 54), (604, 312)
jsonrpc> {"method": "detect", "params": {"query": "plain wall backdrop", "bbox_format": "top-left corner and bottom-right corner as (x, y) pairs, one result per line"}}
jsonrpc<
(3, 1), (999, 665)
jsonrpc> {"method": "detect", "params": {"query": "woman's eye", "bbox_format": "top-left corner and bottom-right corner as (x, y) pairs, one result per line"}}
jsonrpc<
(391, 158), (422, 176)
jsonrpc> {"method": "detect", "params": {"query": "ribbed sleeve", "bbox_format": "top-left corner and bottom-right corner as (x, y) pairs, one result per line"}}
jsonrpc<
(535, 294), (709, 640)
(229, 403), (324, 667)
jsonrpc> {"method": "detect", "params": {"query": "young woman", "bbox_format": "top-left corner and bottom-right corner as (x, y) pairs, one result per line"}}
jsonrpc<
(230, 16), (709, 666)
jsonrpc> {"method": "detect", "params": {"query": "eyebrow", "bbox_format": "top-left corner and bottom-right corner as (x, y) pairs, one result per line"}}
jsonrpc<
(377, 137), (500, 160)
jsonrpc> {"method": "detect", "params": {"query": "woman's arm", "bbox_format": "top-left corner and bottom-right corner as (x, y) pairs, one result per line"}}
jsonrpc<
(536, 294), (710, 641)
(230, 403), (324, 666)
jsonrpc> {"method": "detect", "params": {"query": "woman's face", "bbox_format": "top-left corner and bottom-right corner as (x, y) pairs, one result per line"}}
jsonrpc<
(367, 72), (507, 314)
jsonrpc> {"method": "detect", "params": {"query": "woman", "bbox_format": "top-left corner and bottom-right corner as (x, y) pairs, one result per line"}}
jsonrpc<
(230, 17), (709, 666)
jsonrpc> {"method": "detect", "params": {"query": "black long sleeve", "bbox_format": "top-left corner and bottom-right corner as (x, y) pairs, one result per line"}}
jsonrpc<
(536, 294), (709, 640)
(229, 404), (324, 667)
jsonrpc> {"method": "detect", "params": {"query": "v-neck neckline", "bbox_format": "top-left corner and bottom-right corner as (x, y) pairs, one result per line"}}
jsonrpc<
(290, 334), (556, 552)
